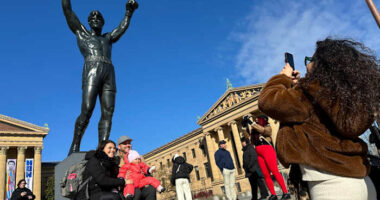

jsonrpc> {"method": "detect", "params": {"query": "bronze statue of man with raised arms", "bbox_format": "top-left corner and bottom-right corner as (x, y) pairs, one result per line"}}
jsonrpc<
(62, 0), (138, 155)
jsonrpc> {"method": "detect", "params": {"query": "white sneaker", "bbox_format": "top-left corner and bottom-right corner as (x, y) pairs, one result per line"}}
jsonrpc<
(149, 166), (156, 173)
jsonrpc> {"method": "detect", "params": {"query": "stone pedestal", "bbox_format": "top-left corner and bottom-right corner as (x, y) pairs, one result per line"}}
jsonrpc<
(54, 152), (86, 200)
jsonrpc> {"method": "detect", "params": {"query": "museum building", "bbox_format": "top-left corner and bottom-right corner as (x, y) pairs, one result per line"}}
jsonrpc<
(144, 83), (286, 199)
(0, 114), (49, 200)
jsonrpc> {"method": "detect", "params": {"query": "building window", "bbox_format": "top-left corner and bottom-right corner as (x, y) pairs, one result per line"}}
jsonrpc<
(204, 162), (212, 178)
(160, 162), (163, 169)
(195, 166), (200, 180)
(200, 142), (206, 155)
(191, 148), (196, 158)
(236, 182), (241, 192)
(183, 152), (187, 161)
(221, 186), (225, 194)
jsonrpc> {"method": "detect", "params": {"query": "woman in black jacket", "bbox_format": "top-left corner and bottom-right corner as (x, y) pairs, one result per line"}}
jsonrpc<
(10, 179), (35, 200)
(85, 140), (126, 200)
(241, 137), (268, 200)
(171, 154), (193, 200)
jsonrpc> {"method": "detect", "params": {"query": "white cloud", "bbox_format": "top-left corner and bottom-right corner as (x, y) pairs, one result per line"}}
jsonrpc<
(232, 0), (380, 84)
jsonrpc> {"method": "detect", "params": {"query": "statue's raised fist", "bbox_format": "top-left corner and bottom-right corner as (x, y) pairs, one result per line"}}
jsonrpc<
(126, 0), (138, 12)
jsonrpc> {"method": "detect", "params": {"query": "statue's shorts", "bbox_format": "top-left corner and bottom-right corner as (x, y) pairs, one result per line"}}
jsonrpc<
(82, 61), (116, 92)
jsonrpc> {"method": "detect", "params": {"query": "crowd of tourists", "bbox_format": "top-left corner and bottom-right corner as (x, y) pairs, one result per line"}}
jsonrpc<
(59, 37), (379, 200)
(55, 0), (380, 199)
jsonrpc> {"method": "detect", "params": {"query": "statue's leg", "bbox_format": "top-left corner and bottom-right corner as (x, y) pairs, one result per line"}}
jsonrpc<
(68, 85), (99, 155)
(98, 89), (115, 144)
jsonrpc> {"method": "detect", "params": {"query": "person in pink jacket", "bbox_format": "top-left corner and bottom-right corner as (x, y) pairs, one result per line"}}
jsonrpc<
(118, 150), (165, 200)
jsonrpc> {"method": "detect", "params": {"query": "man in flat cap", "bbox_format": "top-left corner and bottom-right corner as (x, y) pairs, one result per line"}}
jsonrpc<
(117, 135), (133, 167)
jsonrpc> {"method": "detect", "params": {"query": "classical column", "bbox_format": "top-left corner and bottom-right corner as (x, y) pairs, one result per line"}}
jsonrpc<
(16, 146), (27, 184)
(214, 127), (225, 154)
(0, 146), (10, 200)
(204, 132), (221, 180)
(228, 120), (244, 168)
(33, 146), (42, 200)
(215, 127), (224, 141)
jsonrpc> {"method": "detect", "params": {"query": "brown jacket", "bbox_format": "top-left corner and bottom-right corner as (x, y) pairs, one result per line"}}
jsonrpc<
(244, 123), (273, 145)
(254, 123), (272, 143)
(258, 74), (371, 178)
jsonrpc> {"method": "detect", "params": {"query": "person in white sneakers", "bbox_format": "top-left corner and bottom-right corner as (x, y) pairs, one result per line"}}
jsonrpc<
(215, 140), (236, 200)
(170, 154), (193, 200)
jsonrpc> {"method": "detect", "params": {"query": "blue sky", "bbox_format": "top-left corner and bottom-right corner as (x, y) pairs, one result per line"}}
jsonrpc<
(1, 0), (379, 162)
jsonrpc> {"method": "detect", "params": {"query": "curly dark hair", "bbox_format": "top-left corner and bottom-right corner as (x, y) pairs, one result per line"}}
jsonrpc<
(298, 38), (380, 118)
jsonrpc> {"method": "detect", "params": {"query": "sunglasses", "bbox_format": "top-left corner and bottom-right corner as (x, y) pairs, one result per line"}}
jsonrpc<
(304, 56), (314, 66)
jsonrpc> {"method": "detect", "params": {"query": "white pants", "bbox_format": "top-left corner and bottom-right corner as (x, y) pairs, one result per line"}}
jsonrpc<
(222, 168), (236, 200)
(175, 178), (192, 200)
(308, 176), (377, 200)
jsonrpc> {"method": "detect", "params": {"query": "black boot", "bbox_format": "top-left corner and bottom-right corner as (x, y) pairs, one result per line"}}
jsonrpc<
(68, 118), (88, 156)
(125, 195), (133, 200)
(68, 138), (80, 156)
(268, 195), (278, 200)
(280, 193), (291, 200)
(98, 119), (111, 143)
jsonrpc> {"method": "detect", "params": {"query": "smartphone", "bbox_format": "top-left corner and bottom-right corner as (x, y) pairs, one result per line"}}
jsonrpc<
(285, 52), (295, 70)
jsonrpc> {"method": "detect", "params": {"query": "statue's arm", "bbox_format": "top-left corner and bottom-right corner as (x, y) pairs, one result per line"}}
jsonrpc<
(62, 0), (88, 34)
(109, 0), (138, 43)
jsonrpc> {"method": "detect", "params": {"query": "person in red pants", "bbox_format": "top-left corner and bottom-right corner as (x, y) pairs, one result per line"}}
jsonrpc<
(243, 115), (290, 200)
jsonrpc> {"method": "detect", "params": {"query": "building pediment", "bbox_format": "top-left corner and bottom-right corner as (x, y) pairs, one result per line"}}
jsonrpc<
(197, 84), (264, 125)
(0, 114), (49, 136)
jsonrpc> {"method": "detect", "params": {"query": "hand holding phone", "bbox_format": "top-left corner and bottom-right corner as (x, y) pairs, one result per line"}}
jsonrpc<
(242, 115), (253, 128)
(285, 52), (295, 70)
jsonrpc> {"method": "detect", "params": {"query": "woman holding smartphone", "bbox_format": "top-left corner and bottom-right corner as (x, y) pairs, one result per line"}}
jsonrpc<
(258, 38), (379, 199)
